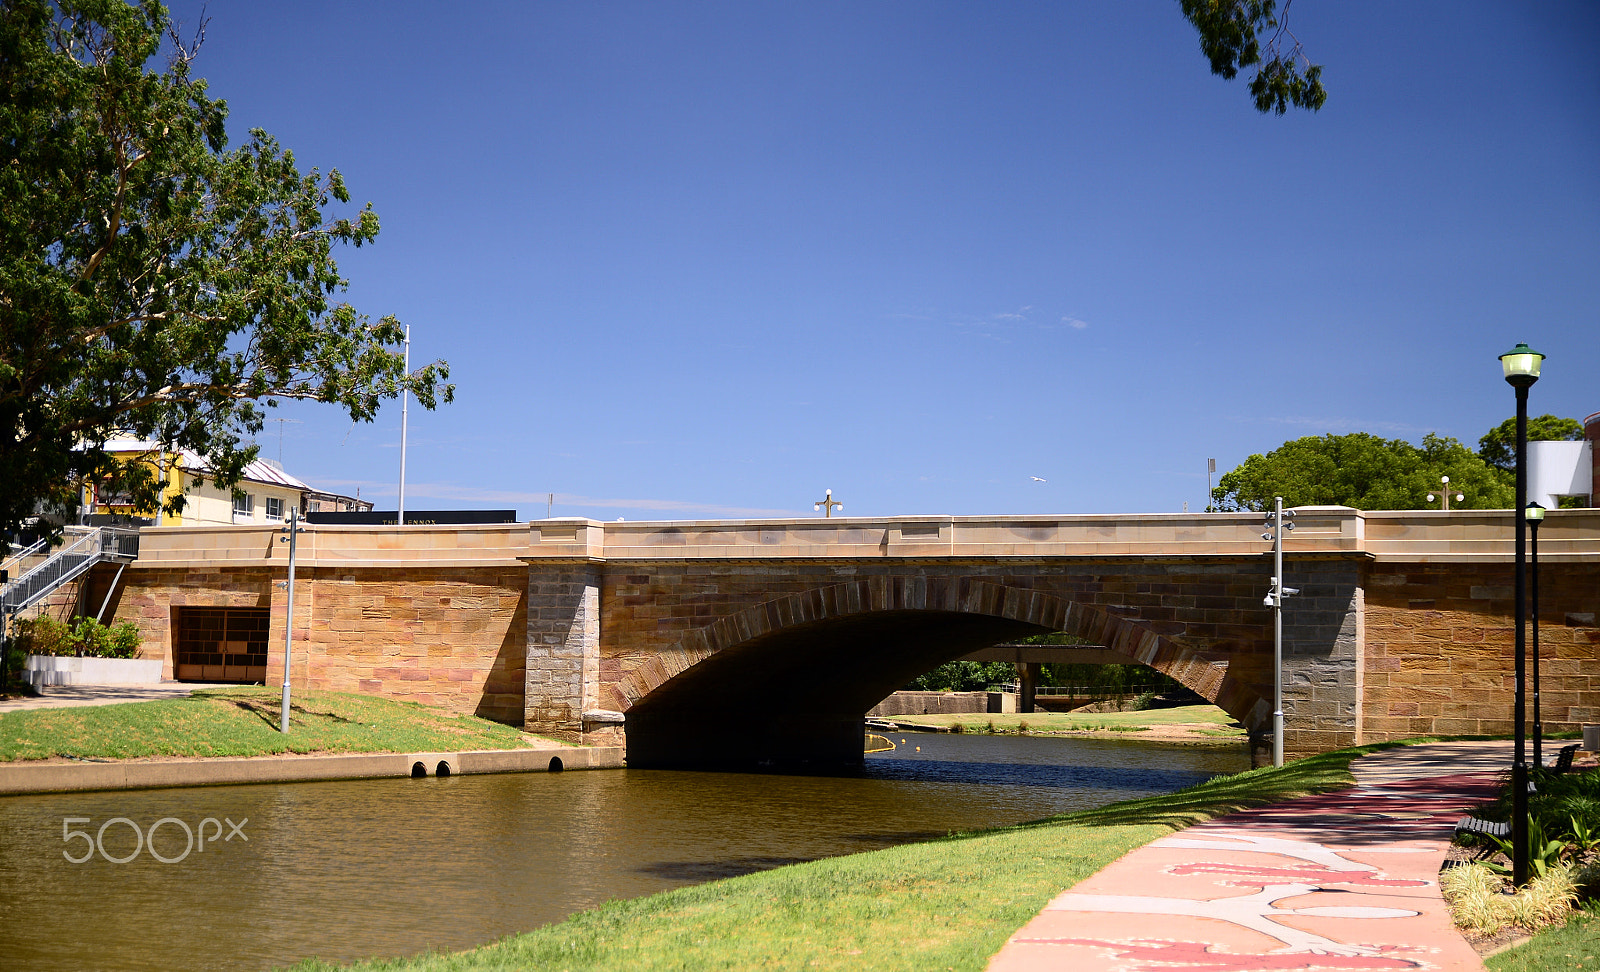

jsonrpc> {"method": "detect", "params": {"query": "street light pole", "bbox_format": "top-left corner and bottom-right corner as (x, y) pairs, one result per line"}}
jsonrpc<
(278, 506), (305, 733)
(1261, 497), (1297, 768)
(1527, 502), (1546, 768)
(1500, 342), (1544, 887)
(397, 324), (410, 527)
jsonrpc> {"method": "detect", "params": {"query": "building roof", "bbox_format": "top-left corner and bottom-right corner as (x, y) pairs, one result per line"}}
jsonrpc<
(101, 439), (311, 491)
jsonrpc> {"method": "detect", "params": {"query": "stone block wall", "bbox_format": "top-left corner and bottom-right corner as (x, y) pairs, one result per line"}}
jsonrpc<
(588, 559), (1365, 753)
(524, 565), (601, 739)
(1279, 563), (1363, 752)
(108, 564), (527, 724)
(1361, 561), (1600, 740)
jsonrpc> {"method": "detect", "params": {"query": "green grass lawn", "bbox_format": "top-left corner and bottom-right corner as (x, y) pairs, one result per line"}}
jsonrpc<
(0, 687), (555, 761)
(1486, 904), (1600, 972)
(889, 703), (1245, 736)
(289, 743), (1380, 971)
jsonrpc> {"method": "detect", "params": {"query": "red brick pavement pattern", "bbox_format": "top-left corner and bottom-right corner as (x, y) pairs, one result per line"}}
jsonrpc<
(988, 773), (1501, 972)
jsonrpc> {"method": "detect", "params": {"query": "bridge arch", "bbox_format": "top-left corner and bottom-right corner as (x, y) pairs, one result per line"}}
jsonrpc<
(621, 577), (1261, 769)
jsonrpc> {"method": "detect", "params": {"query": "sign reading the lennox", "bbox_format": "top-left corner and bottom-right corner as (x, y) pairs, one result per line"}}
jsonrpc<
(304, 510), (518, 526)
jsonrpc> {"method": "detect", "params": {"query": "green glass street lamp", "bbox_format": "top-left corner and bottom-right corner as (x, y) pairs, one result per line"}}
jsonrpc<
(1500, 342), (1543, 887)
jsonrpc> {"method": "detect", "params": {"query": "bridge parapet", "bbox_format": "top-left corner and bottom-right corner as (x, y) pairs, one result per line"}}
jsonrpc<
(129, 508), (1600, 567)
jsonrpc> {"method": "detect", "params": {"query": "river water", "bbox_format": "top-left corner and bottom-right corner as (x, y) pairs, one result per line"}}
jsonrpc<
(0, 734), (1247, 971)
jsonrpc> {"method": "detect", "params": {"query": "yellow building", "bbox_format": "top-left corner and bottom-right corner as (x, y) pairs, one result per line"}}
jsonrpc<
(88, 439), (310, 526)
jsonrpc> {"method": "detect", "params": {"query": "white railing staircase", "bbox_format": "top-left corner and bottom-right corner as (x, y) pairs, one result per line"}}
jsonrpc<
(1, 527), (140, 616)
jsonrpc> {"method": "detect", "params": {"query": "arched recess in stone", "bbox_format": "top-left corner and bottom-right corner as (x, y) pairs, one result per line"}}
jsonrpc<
(620, 577), (1264, 769)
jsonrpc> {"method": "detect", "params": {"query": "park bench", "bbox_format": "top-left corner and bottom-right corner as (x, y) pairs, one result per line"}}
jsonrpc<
(1548, 744), (1579, 774)
(1453, 816), (1510, 859)
(1454, 816), (1510, 840)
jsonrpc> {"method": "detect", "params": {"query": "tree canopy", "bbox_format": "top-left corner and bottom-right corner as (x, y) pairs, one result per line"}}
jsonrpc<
(1178, 0), (1326, 114)
(0, 0), (450, 544)
(1211, 432), (1513, 512)
(1477, 414), (1585, 473)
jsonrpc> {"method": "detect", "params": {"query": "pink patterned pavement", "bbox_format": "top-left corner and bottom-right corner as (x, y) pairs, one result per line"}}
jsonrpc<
(987, 750), (1506, 972)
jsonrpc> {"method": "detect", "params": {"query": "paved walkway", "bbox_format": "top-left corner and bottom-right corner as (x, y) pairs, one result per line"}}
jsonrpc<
(989, 742), (1515, 972)
(0, 682), (234, 714)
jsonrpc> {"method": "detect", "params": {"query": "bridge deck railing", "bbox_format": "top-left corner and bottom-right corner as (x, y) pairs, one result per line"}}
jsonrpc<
(124, 508), (1600, 568)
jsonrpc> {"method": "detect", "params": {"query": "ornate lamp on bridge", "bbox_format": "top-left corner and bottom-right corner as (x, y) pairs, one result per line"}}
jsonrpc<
(1500, 341), (1544, 886)
(814, 489), (843, 518)
(1427, 476), (1464, 511)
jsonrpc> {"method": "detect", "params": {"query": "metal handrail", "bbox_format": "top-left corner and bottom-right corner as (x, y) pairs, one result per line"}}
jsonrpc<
(0, 527), (140, 613)
(984, 682), (1171, 696)
(1, 537), (49, 575)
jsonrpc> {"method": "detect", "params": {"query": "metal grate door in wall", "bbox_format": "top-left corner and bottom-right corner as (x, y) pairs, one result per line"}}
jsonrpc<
(173, 607), (270, 682)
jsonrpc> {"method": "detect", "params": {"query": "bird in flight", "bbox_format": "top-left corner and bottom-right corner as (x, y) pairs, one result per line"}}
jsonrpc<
(1031, 476), (1047, 482)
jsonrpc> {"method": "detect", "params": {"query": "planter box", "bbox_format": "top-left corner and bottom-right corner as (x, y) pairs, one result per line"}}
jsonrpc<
(23, 655), (164, 687)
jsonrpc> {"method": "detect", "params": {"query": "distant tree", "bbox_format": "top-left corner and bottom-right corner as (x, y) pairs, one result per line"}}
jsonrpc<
(1477, 415), (1585, 474)
(1211, 432), (1513, 511)
(1178, 0), (1326, 114)
(904, 661), (1016, 693)
(0, 0), (451, 546)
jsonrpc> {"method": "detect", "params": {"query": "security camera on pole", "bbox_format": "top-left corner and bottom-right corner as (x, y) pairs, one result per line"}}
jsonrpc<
(1261, 497), (1298, 768)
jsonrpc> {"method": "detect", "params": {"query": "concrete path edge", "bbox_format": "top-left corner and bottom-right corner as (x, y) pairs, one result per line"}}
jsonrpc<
(0, 745), (625, 796)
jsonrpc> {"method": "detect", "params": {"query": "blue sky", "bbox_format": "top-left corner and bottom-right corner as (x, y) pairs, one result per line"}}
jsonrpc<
(163, 1), (1599, 520)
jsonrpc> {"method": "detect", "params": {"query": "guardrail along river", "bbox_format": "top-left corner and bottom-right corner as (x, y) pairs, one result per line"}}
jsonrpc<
(0, 733), (1247, 971)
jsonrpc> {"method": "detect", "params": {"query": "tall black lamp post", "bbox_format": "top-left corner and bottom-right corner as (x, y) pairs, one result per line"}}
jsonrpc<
(1500, 341), (1544, 886)
(1526, 502), (1546, 767)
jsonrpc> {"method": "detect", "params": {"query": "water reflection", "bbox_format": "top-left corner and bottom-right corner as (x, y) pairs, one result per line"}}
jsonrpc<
(0, 734), (1245, 972)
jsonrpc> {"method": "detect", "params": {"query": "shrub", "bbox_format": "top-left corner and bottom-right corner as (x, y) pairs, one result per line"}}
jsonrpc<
(1444, 861), (1579, 935)
(13, 615), (76, 656)
(104, 621), (141, 659)
(13, 616), (142, 658)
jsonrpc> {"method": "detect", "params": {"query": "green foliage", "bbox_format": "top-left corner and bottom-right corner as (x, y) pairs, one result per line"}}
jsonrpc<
(12, 614), (141, 657)
(1478, 414), (1586, 473)
(1483, 817), (1570, 881)
(0, 0), (452, 546)
(1212, 432), (1514, 511)
(12, 614), (76, 656)
(1038, 662), (1178, 696)
(904, 660), (1016, 692)
(1179, 0), (1326, 114)
(0, 635), (28, 692)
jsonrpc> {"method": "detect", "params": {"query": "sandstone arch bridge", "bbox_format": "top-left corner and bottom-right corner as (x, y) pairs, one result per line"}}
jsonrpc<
(69, 509), (1600, 769)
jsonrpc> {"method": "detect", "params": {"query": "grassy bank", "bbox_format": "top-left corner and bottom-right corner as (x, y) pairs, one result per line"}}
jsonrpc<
(1485, 904), (1600, 971)
(0, 688), (553, 761)
(890, 702), (1245, 738)
(291, 743), (1385, 972)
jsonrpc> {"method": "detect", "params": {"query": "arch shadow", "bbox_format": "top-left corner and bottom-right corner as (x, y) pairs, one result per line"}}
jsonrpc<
(623, 578), (1256, 770)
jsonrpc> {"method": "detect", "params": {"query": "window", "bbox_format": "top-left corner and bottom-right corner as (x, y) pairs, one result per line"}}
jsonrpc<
(232, 492), (254, 521)
(265, 496), (283, 521)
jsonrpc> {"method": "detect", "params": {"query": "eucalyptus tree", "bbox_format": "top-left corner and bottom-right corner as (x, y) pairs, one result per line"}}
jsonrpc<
(1179, 0), (1327, 114)
(0, 0), (451, 543)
